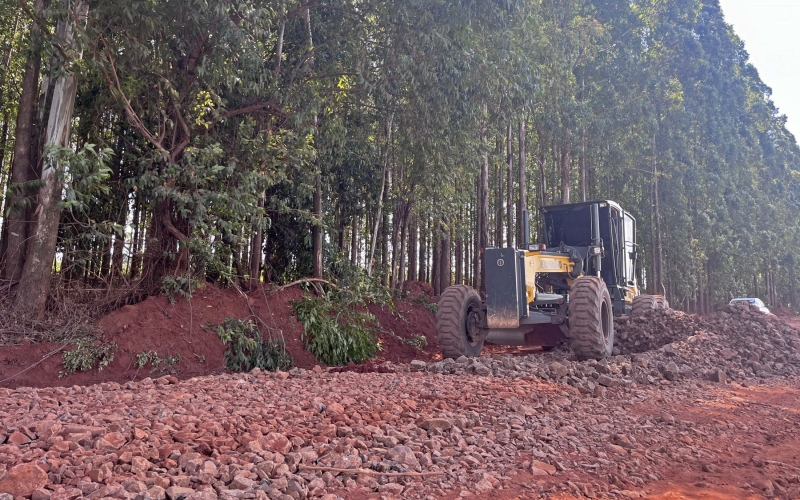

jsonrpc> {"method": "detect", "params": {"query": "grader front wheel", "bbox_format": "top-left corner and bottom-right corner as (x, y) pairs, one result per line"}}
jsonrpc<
(436, 285), (485, 359)
(568, 276), (614, 360)
(631, 294), (657, 318)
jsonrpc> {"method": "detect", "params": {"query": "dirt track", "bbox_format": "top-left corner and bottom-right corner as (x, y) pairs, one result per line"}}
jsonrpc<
(1, 300), (800, 499)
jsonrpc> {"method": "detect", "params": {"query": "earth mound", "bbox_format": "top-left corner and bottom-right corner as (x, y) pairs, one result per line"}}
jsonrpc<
(0, 284), (439, 389)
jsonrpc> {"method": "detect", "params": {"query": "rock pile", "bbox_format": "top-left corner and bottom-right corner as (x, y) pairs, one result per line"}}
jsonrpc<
(394, 305), (800, 390)
(1, 306), (800, 499)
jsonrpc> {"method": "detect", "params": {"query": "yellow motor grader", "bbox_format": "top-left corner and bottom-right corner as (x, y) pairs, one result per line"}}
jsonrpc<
(436, 200), (667, 360)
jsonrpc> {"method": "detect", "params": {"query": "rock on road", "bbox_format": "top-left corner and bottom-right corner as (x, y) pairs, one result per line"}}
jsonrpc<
(1, 360), (800, 500)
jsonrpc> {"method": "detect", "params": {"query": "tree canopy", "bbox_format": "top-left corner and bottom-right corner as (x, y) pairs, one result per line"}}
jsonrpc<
(0, 0), (798, 318)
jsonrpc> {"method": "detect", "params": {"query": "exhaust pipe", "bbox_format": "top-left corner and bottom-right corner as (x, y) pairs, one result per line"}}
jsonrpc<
(591, 203), (601, 277)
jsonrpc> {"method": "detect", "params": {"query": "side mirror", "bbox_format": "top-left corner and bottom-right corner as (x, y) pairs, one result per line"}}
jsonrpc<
(629, 251), (637, 261)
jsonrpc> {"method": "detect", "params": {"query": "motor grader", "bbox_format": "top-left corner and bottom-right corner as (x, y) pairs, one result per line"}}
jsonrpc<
(436, 200), (667, 360)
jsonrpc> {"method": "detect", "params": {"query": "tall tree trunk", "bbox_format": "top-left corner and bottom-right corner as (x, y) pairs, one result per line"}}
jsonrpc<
(380, 209), (389, 286)
(2, 2), (45, 284)
(653, 135), (664, 295)
(455, 209), (463, 285)
(479, 119), (489, 297)
(407, 214), (417, 282)
(390, 200), (400, 289)
(439, 217), (451, 292)
(418, 214), (426, 283)
(0, 15), (20, 194)
(312, 172), (322, 278)
(494, 137), (503, 247)
(506, 124), (513, 248)
(517, 120), (527, 247)
(580, 130), (586, 202)
(536, 125), (547, 209)
(249, 194), (265, 289)
(367, 114), (393, 276)
(130, 204), (143, 279)
(350, 217), (358, 265)
(397, 202), (410, 294)
(432, 217), (440, 295)
(560, 127), (571, 204)
(14, 0), (89, 319)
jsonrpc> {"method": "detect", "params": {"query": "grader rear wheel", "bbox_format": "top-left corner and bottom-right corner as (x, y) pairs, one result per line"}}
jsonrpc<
(631, 294), (657, 318)
(567, 276), (614, 360)
(655, 295), (669, 310)
(436, 285), (485, 359)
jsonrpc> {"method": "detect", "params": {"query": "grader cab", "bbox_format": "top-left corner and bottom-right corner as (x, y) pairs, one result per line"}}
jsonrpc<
(436, 200), (667, 360)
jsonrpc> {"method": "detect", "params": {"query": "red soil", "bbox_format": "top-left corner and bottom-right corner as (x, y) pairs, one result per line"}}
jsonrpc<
(0, 283), (439, 389)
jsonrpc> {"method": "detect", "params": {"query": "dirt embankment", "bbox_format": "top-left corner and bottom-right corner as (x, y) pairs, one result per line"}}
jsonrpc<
(1, 293), (800, 499)
(0, 282), (440, 390)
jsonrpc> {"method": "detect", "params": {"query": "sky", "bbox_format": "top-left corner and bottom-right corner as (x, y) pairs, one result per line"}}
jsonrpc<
(717, 0), (800, 138)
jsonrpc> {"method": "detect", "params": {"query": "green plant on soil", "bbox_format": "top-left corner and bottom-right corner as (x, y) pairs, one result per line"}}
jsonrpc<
(412, 294), (438, 314)
(161, 275), (202, 303)
(292, 294), (379, 366)
(135, 350), (181, 372)
(206, 317), (293, 372)
(386, 330), (428, 351)
(60, 338), (118, 378)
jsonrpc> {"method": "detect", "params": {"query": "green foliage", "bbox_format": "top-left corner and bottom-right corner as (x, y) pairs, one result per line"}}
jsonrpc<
(161, 276), (201, 303)
(412, 295), (438, 315)
(387, 330), (428, 351)
(1, 0), (799, 315)
(292, 295), (379, 366)
(60, 339), (118, 378)
(207, 317), (294, 372)
(135, 350), (181, 372)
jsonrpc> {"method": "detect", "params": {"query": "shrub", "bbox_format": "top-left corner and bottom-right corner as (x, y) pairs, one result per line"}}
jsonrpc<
(292, 295), (379, 366)
(207, 317), (293, 372)
(60, 339), (118, 378)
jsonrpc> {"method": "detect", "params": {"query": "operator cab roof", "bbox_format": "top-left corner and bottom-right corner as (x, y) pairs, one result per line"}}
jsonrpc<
(540, 200), (628, 217)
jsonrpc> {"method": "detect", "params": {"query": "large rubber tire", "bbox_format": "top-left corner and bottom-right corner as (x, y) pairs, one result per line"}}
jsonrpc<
(654, 295), (669, 310)
(436, 285), (485, 359)
(631, 294), (657, 318)
(567, 276), (614, 360)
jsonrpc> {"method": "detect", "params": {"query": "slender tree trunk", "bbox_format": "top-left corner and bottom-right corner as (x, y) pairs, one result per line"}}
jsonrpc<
(15, 0), (89, 319)
(380, 209), (389, 286)
(473, 187), (480, 290)
(2, 2), (44, 284)
(560, 127), (571, 204)
(479, 119), (489, 297)
(439, 217), (451, 291)
(455, 208), (463, 285)
(418, 214), (426, 282)
(312, 172), (322, 278)
(390, 201), (400, 289)
(130, 204), (143, 279)
(494, 137), (503, 247)
(432, 217), (440, 294)
(653, 138), (664, 295)
(249, 194), (265, 289)
(506, 124), (513, 248)
(397, 203), (409, 294)
(274, 0), (286, 76)
(407, 214), (417, 282)
(350, 217), (358, 265)
(367, 114), (393, 276)
(517, 120), (527, 247)
(536, 125), (547, 209)
(580, 130), (586, 202)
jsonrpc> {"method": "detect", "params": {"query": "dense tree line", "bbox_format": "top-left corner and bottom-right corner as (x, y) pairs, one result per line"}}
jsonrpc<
(0, 0), (798, 320)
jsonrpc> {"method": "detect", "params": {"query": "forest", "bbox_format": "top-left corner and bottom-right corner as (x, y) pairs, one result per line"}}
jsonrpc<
(0, 0), (798, 323)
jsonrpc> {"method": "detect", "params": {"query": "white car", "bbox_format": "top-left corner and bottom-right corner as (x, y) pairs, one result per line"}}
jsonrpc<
(729, 297), (770, 314)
